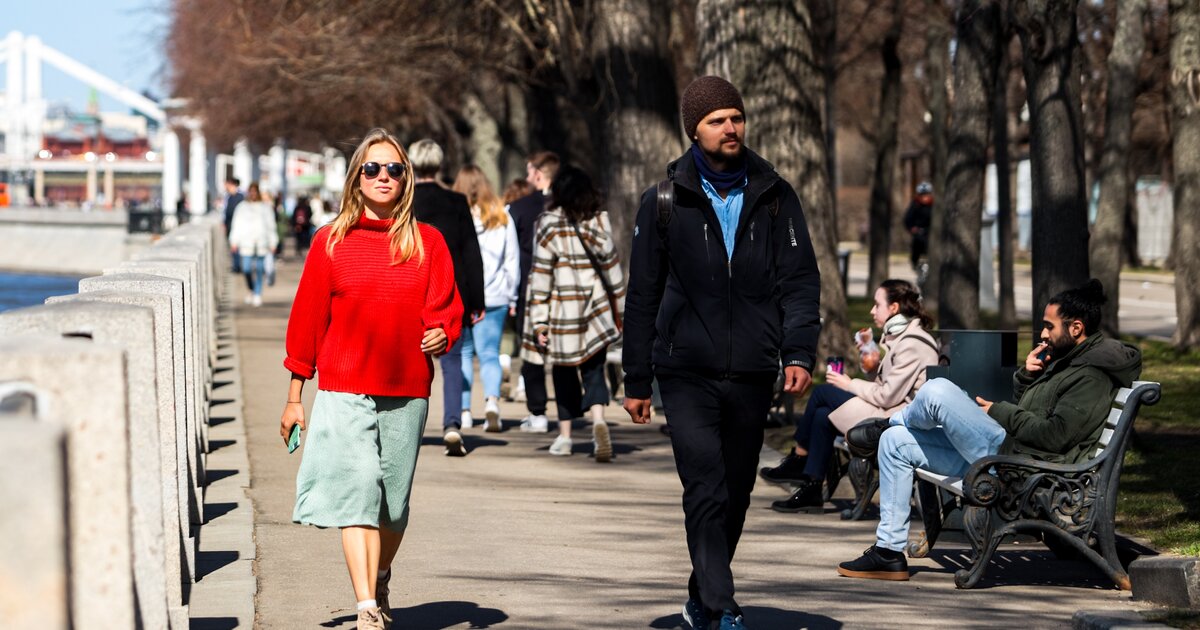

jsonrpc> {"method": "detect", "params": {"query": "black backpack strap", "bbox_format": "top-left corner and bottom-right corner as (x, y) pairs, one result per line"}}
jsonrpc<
(656, 179), (674, 232)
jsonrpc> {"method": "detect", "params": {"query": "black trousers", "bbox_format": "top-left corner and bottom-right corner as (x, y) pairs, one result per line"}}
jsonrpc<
(550, 350), (609, 420)
(658, 371), (772, 619)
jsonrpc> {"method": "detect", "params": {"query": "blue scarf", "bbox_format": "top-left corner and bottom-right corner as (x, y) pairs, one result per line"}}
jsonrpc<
(690, 144), (747, 191)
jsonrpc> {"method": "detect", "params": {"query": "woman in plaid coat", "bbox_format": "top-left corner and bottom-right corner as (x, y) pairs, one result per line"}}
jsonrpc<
(522, 166), (625, 462)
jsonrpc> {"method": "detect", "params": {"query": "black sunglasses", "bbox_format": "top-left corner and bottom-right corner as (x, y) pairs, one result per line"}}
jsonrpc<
(360, 161), (406, 179)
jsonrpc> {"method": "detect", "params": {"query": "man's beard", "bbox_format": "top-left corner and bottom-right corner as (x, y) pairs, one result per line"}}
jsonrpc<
(1046, 331), (1076, 359)
(703, 140), (743, 166)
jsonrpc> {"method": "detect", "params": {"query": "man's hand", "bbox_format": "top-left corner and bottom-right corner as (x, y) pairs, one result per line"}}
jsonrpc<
(471, 310), (486, 325)
(421, 327), (449, 357)
(623, 397), (653, 424)
(508, 305), (517, 317)
(783, 365), (812, 395)
(1025, 342), (1049, 373)
(975, 396), (994, 414)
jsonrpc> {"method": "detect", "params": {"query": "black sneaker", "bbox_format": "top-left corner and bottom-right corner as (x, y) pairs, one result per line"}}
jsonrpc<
(845, 417), (892, 458)
(771, 477), (824, 513)
(759, 451), (808, 484)
(837, 545), (910, 581)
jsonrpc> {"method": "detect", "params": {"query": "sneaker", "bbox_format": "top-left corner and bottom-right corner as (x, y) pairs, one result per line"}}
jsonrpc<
(461, 410), (474, 430)
(376, 570), (393, 625)
(771, 477), (825, 513)
(485, 398), (502, 433)
(759, 451), (808, 484)
(519, 414), (549, 433)
(252, 294), (263, 307)
(443, 430), (467, 457)
(592, 421), (612, 463)
(837, 545), (910, 581)
(719, 610), (749, 629)
(682, 598), (709, 629)
(243, 294), (253, 305)
(356, 606), (386, 630)
(845, 417), (892, 458)
(548, 434), (573, 456)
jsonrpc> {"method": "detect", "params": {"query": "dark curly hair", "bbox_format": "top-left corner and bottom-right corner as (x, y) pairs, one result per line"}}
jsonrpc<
(550, 165), (602, 223)
(1048, 279), (1107, 334)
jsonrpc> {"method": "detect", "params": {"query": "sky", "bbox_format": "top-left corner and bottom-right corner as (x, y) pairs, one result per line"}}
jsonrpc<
(5, 0), (169, 113)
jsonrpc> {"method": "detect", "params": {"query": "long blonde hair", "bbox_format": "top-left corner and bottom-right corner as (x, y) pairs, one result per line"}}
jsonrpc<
(326, 128), (423, 264)
(452, 164), (508, 231)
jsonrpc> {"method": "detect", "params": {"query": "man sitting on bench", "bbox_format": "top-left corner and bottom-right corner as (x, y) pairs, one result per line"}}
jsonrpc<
(837, 279), (1142, 581)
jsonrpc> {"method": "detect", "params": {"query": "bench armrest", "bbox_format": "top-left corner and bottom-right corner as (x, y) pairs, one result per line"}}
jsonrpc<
(961, 454), (1099, 508)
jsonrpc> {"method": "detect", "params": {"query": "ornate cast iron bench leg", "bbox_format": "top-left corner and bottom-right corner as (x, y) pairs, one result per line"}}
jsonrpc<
(841, 456), (878, 520)
(955, 505), (1001, 589)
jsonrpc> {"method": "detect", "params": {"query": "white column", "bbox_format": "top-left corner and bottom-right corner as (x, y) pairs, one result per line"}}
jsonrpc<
(5, 32), (26, 166)
(161, 129), (181, 221)
(188, 129), (208, 217)
(267, 141), (285, 197)
(23, 35), (44, 169)
(233, 139), (253, 189)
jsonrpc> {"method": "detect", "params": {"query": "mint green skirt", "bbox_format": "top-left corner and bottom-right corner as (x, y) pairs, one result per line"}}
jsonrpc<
(293, 391), (428, 532)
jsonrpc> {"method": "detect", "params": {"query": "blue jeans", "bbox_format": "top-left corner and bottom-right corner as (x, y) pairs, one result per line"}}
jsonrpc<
(875, 378), (1008, 551)
(794, 384), (856, 480)
(461, 306), (507, 408)
(240, 254), (266, 296)
(440, 336), (465, 430)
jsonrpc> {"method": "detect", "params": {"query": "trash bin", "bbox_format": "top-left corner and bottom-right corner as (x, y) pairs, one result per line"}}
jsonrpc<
(925, 329), (1019, 403)
(127, 207), (164, 234)
(837, 248), (851, 295)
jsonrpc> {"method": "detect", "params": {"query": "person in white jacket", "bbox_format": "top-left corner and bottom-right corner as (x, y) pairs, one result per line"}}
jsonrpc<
(452, 166), (520, 431)
(228, 183), (279, 306)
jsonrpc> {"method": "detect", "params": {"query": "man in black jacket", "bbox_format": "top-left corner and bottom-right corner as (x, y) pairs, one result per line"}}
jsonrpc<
(623, 76), (821, 630)
(506, 151), (559, 432)
(409, 139), (486, 457)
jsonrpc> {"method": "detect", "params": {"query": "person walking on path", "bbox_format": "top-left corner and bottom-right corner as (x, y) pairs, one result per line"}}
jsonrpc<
(409, 139), (486, 456)
(280, 128), (463, 630)
(508, 151), (560, 433)
(453, 165), (520, 432)
(622, 75), (822, 630)
(836, 279), (1141, 581)
(292, 195), (315, 258)
(228, 183), (278, 307)
(762, 279), (939, 513)
(524, 165), (625, 462)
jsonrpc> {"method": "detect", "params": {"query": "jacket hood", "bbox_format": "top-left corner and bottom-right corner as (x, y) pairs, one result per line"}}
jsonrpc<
(1061, 333), (1142, 387)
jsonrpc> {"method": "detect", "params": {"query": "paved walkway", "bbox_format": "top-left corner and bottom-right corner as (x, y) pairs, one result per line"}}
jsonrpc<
(232, 254), (1162, 629)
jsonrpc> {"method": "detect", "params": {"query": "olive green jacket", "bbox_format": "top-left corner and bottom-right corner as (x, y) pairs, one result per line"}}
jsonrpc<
(987, 333), (1142, 464)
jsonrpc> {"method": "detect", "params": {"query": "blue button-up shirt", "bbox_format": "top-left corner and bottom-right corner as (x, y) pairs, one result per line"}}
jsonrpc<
(698, 175), (748, 261)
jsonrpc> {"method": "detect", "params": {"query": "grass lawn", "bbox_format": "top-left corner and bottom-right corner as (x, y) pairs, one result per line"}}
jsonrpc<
(772, 296), (1200, 555)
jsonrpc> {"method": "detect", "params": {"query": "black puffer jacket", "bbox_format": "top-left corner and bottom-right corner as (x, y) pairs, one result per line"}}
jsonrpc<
(622, 148), (821, 399)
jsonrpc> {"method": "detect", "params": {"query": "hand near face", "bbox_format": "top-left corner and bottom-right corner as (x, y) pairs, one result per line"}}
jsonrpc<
(1025, 342), (1049, 373)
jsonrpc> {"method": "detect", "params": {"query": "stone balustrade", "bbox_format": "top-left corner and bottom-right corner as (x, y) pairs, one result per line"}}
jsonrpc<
(0, 216), (229, 630)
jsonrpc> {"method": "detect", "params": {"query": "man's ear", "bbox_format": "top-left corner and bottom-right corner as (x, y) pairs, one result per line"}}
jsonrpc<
(1070, 319), (1085, 339)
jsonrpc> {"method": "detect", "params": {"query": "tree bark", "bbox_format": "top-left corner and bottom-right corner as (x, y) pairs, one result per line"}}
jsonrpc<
(939, 0), (999, 330)
(994, 8), (1017, 330)
(1169, 0), (1200, 349)
(867, 0), (903, 291)
(1092, 0), (1148, 337)
(1013, 0), (1091, 338)
(923, 0), (952, 311)
(590, 0), (684, 268)
(697, 0), (853, 361)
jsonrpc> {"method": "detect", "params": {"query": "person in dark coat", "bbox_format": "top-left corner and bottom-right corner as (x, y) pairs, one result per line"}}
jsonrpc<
(622, 76), (821, 630)
(408, 139), (485, 457)
(506, 151), (560, 433)
(902, 181), (933, 271)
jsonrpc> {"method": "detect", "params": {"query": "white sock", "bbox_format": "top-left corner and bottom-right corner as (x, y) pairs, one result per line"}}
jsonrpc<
(377, 568), (390, 581)
(356, 599), (377, 611)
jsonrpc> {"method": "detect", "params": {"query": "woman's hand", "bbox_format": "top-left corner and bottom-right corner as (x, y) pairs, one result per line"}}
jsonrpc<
(280, 401), (306, 447)
(826, 370), (853, 391)
(536, 329), (550, 348)
(422, 327), (449, 357)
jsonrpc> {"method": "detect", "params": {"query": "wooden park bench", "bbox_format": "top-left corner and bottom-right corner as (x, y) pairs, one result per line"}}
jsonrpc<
(905, 380), (1161, 589)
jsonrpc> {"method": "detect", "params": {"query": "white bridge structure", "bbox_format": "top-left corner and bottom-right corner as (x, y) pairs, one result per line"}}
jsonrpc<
(2, 31), (346, 222)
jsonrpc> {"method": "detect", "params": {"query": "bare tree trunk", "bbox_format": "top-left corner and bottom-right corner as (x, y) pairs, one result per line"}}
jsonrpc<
(994, 9), (1017, 330)
(1169, 0), (1200, 349)
(1013, 0), (1091, 337)
(923, 0), (952, 310)
(591, 0), (684, 268)
(939, 0), (999, 330)
(867, 0), (903, 291)
(815, 0), (839, 223)
(697, 0), (854, 361)
(1092, 0), (1148, 337)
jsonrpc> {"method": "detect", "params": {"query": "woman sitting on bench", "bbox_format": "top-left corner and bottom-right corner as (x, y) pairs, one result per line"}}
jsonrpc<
(761, 279), (938, 513)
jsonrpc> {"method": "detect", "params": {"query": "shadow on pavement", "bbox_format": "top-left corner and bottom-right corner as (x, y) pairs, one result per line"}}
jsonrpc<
(649, 607), (842, 629)
(320, 601), (509, 629)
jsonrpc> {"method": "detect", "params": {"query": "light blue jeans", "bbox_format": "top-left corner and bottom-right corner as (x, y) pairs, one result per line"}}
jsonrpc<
(461, 306), (508, 409)
(240, 254), (266, 296)
(875, 378), (1008, 551)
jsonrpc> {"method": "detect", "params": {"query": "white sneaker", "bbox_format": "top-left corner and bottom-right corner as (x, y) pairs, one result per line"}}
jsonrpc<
(443, 430), (467, 456)
(243, 294), (253, 305)
(461, 410), (473, 430)
(548, 434), (573, 456)
(485, 398), (502, 432)
(519, 414), (549, 433)
(252, 294), (263, 307)
(512, 375), (527, 402)
(592, 421), (612, 463)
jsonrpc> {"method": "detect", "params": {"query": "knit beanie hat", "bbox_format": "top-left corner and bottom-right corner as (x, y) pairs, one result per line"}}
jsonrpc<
(680, 76), (745, 139)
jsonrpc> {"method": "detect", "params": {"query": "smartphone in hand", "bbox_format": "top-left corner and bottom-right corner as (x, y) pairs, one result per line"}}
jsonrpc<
(287, 423), (302, 453)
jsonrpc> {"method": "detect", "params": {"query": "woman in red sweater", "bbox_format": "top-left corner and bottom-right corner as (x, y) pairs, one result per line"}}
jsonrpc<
(280, 128), (463, 629)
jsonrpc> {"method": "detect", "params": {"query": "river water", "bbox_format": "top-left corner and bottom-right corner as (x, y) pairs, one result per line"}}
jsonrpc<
(0, 272), (82, 314)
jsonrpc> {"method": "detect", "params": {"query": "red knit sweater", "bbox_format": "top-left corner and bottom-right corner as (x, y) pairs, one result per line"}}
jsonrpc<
(284, 216), (464, 397)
